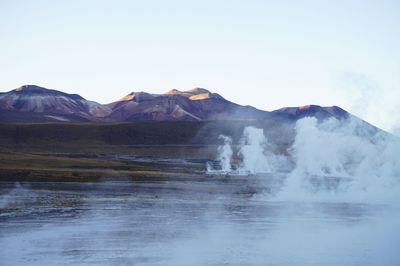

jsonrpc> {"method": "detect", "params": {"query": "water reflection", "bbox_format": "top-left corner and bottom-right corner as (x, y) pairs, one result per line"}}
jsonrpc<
(0, 179), (399, 266)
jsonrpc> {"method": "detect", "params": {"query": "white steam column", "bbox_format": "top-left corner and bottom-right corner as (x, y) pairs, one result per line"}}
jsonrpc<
(218, 135), (233, 172)
(238, 127), (271, 174)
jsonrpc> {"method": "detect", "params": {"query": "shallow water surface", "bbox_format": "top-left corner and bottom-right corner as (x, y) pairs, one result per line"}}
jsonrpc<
(0, 179), (399, 266)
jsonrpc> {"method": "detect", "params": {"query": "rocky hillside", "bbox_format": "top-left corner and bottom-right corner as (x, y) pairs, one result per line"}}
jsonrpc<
(0, 85), (349, 123)
(0, 85), (110, 121)
(106, 88), (271, 121)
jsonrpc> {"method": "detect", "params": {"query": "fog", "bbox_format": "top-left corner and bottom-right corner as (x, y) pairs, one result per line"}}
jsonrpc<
(1, 117), (400, 265)
(1, 180), (399, 266)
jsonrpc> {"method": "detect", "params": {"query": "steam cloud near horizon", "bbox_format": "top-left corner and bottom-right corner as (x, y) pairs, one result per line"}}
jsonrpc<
(209, 117), (400, 200)
(336, 71), (400, 137)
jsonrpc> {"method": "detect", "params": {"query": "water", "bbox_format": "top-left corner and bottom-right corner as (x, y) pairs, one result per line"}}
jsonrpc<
(1, 178), (399, 266)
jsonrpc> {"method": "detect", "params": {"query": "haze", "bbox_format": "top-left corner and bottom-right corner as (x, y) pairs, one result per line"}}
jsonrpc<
(0, 0), (399, 133)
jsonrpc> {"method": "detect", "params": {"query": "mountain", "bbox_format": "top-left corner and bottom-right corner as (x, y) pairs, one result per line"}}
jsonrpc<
(0, 85), (110, 121)
(106, 87), (271, 121)
(272, 105), (349, 121)
(0, 85), (354, 124)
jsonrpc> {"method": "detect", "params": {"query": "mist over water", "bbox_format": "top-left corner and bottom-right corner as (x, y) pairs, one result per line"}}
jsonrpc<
(1, 117), (400, 265)
(1, 179), (399, 266)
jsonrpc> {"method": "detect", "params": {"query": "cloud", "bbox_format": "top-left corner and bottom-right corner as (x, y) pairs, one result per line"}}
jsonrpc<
(334, 71), (400, 135)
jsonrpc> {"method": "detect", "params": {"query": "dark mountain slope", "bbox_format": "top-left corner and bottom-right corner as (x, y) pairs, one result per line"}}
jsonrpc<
(0, 85), (110, 121)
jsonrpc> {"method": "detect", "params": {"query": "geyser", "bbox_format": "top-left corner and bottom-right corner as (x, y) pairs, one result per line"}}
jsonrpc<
(217, 135), (233, 172)
(208, 126), (274, 175)
(286, 117), (400, 195)
(209, 118), (400, 200)
(238, 127), (271, 174)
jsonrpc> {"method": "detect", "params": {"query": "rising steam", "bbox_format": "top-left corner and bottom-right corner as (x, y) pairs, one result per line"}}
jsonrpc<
(238, 127), (271, 174)
(218, 135), (233, 172)
(284, 117), (400, 199)
(207, 126), (279, 175)
(208, 117), (400, 198)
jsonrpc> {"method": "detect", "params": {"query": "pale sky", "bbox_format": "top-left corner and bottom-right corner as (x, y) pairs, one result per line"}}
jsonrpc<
(0, 0), (399, 132)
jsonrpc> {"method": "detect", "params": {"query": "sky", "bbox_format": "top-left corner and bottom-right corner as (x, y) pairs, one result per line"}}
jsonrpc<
(0, 0), (399, 133)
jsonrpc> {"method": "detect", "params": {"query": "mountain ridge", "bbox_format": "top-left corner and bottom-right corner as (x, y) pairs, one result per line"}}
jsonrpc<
(0, 85), (354, 124)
